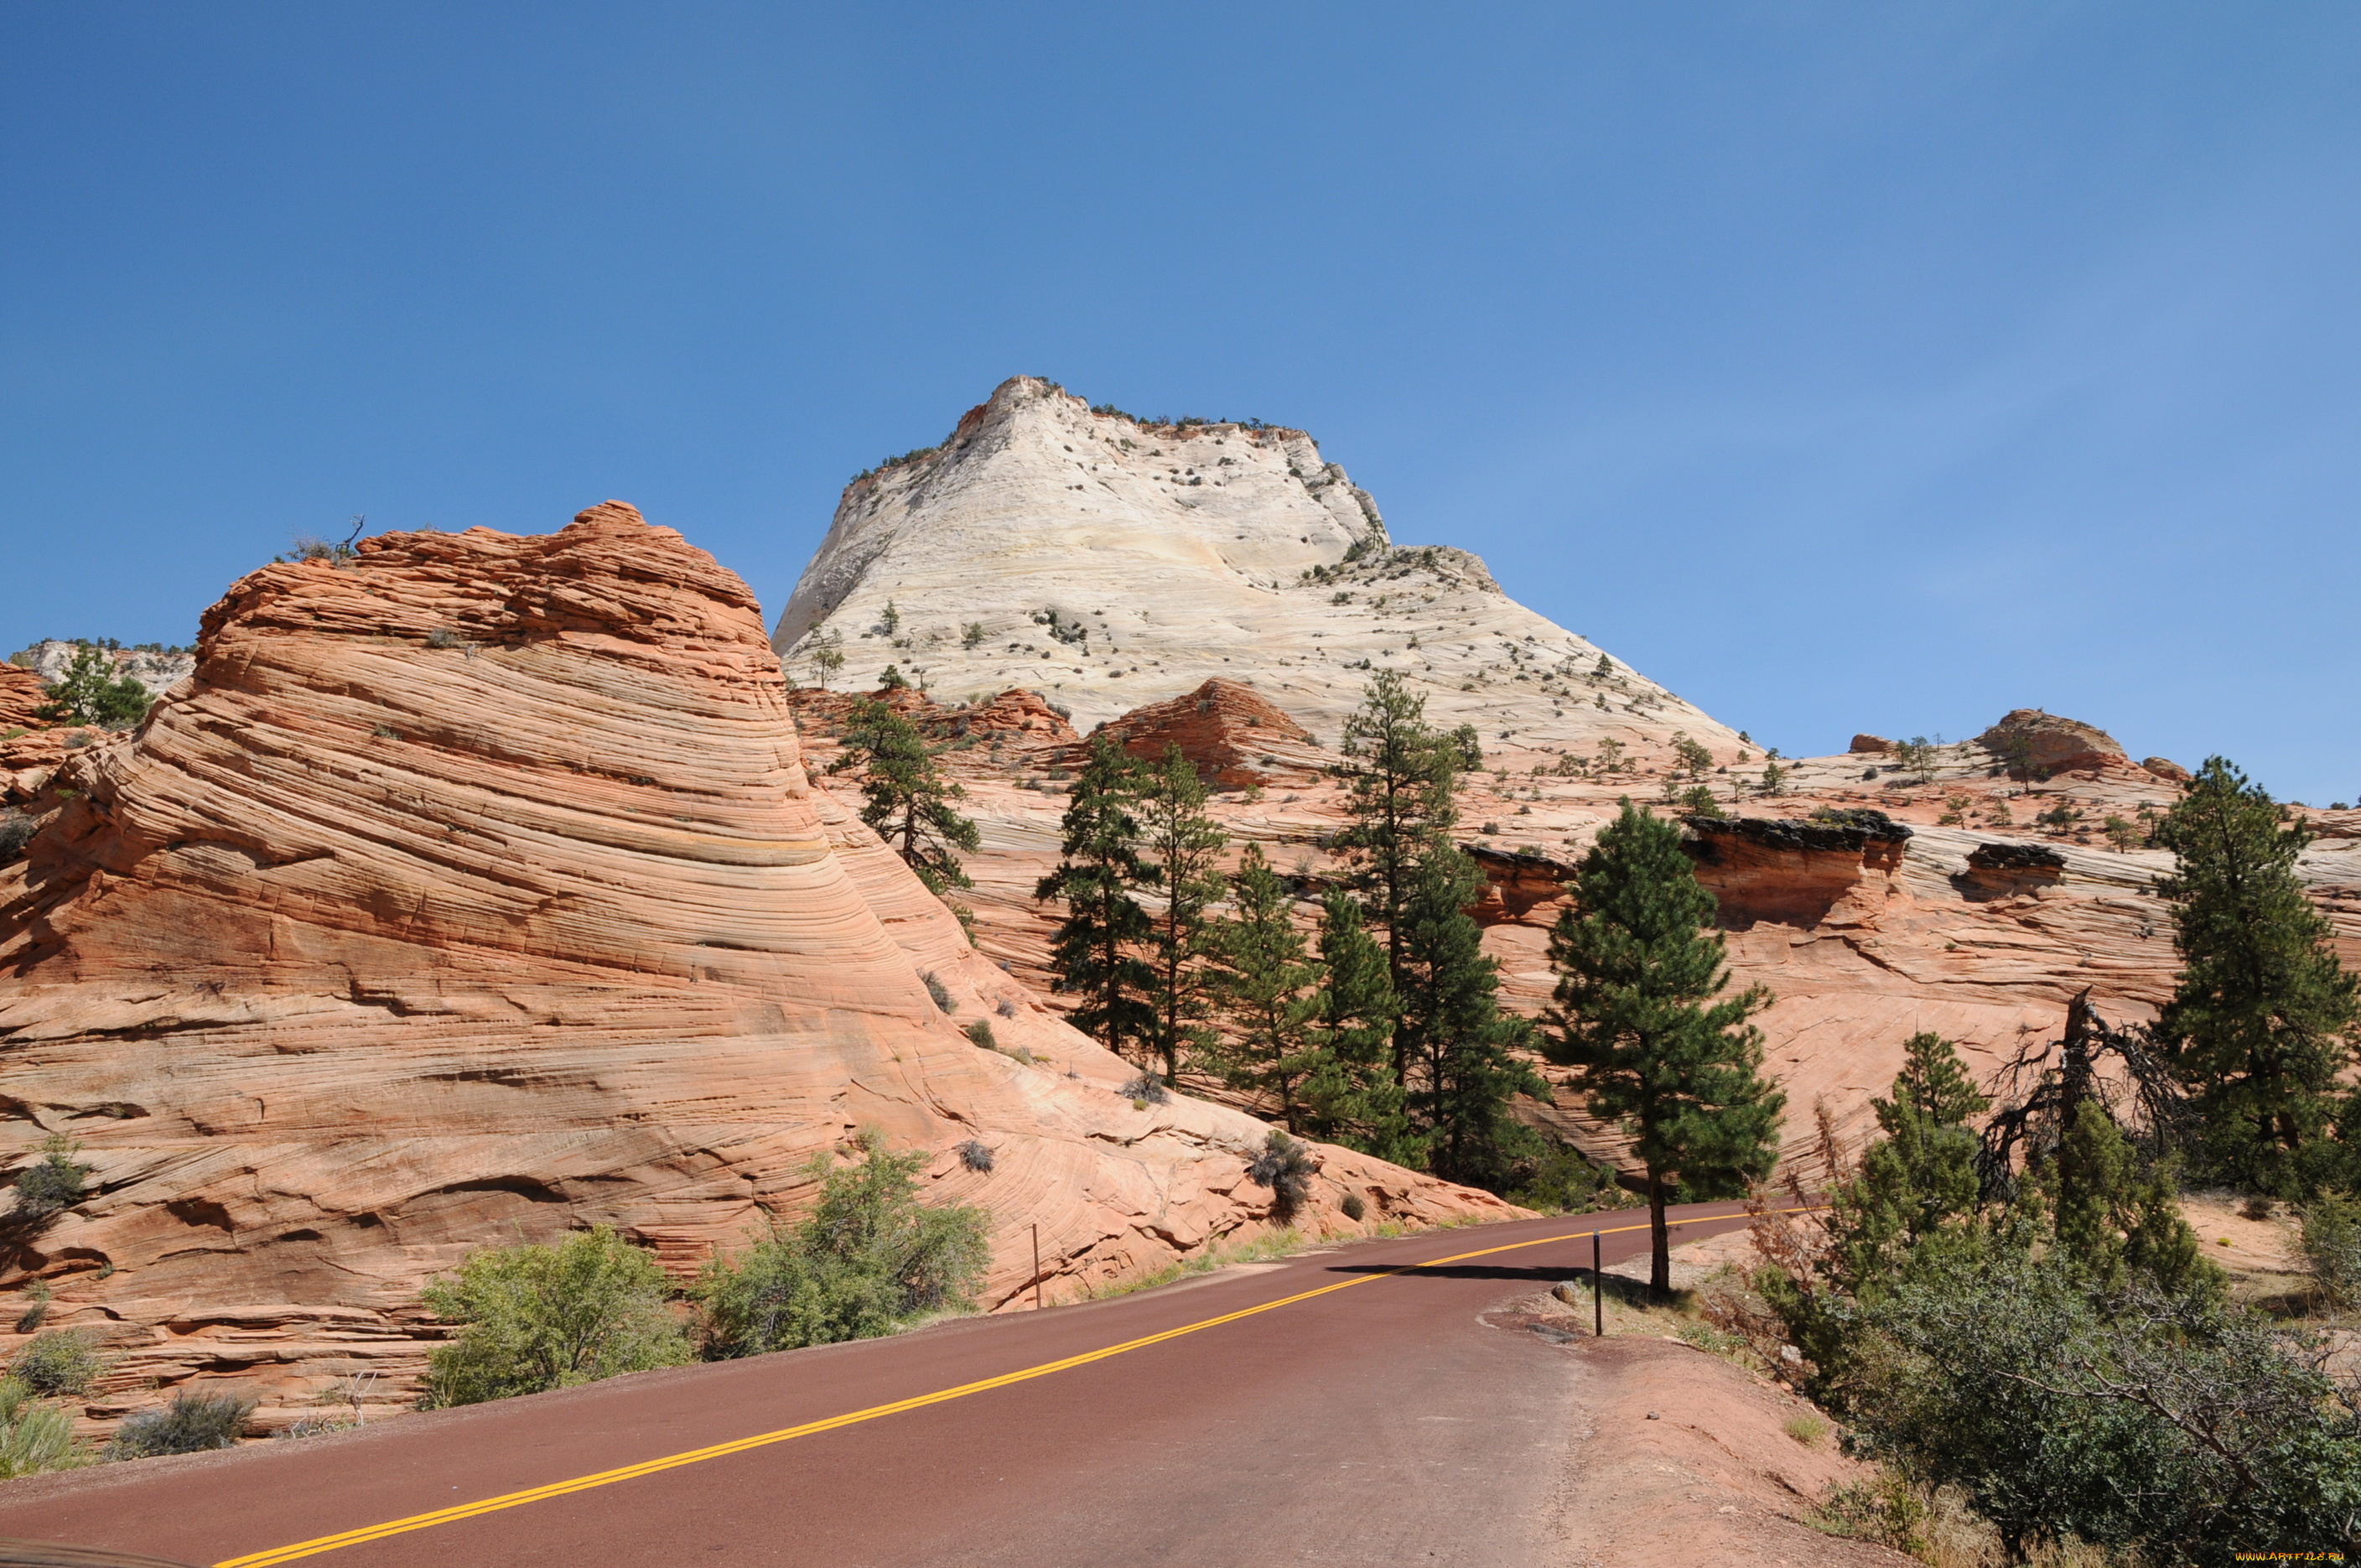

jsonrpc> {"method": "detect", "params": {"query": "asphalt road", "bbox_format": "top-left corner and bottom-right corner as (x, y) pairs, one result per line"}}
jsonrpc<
(0, 1204), (1753, 1568)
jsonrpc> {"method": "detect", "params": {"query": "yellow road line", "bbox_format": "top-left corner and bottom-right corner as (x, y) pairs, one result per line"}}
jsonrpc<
(217, 1209), (1798, 1567)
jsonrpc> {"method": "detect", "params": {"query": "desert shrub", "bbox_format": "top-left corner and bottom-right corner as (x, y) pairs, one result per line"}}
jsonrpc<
(426, 627), (464, 648)
(11, 1134), (90, 1220)
(1245, 1131), (1317, 1219)
(1783, 1411), (1829, 1447)
(2301, 1190), (2361, 1306)
(1340, 1193), (1366, 1222)
(10, 1329), (103, 1397)
(963, 1020), (997, 1050)
(0, 810), (35, 866)
(961, 622), (984, 648)
(1507, 1143), (1634, 1215)
(957, 1140), (994, 1173)
(0, 1378), (86, 1477)
(995, 995), (1018, 1019)
(1120, 1072), (1170, 1106)
(105, 1389), (256, 1459)
(419, 1226), (688, 1408)
(697, 1132), (989, 1358)
(922, 972), (955, 1013)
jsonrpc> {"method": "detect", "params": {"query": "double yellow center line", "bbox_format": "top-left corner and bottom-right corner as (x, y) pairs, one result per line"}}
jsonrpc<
(220, 1210), (1783, 1566)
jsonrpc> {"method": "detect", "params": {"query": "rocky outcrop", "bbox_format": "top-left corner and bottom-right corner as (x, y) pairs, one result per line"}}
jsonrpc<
(0, 502), (1510, 1434)
(1955, 839), (2068, 900)
(1679, 811), (1913, 928)
(1466, 844), (1570, 926)
(1977, 709), (2128, 775)
(2142, 756), (2192, 783)
(1848, 735), (1891, 755)
(1082, 678), (1325, 787)
(768, 376), (1741, 757)
(0, 667), (49, 732)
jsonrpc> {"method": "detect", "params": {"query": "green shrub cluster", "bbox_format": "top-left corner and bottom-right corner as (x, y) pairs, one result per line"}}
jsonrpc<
(696, 1133), (989, 1359)
(104, 1390), (256, 1459)
(420, 1226), (690, 1408)
(0, 1377), (86, 1477)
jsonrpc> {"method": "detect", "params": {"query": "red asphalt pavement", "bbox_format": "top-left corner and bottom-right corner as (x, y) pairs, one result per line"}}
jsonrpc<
(0, 1205), (1753, 1568)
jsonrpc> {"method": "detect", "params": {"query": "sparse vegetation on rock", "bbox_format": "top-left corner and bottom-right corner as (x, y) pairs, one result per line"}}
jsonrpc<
(419, 1226), (690, 1407)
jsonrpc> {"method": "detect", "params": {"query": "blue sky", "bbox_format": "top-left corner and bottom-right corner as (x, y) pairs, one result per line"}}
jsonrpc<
(6, 5), (2356, 800)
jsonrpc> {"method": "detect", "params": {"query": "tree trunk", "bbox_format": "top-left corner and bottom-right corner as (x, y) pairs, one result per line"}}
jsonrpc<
(1648, 1171), (1670, 1301)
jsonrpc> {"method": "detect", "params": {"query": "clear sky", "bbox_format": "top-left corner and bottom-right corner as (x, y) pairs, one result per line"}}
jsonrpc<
(5, 5), (2356, 802)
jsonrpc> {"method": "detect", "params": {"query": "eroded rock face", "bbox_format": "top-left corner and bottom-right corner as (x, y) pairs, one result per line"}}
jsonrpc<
(0, 503), (1508, 1431)
(1848, 735), (1892, 755)
(1081, 678), (1325, 787)
(0, 667), (49, 731)
(1679, 812), (1914, 928)
(2143, 756), (2192, 783)
(1977, 709), (2128, 774)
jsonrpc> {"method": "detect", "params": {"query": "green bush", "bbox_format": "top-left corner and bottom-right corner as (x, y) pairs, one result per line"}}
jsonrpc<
(1507, 1143), (1636, 1215)
(2301, 1191), (2361, 1306)
(10, 1329), (103, 1396)
(33, 645), (152, 729)
(11, 1134), (91, 1220)
(0, 1377), (86, 1477)
(696, 1133), (990, 1358)
(0, 810), (35, 867)
(105, 1389), (256, 1459)
(419, 1225), (689, 1408)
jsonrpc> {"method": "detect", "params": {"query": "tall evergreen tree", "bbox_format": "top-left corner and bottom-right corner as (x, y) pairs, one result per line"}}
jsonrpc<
(1210, 844), (1326, 1129)
(2153, 757), (2358, 1195)
(1825, 1032), (1990, 1293)
(1300, 891), (1414, 1163)
(828, 698), (979, 899)
(1332, 671), (1461, 1080)
(1394, 842), (1546, 1190)
(1545, 801), (1783, 1295)
(1135, 746), (1227, 1087)
(1035, 736), (1155, 1063)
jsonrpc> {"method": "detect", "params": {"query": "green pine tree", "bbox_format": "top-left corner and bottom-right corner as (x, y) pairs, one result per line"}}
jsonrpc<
(1546, 801), (1784, 1295)
(2042, 1099), (2220, 1301)
(1035, 736), (1156, 1063)
(828, 698), (979, 899)
(1824, 1033), (1990, 1293)
(1394, 841), (1545, 1191)
(34, 645), (153, 729)
(1332, 671), (1461, 1082)
(1300, 890), (1415, 1162)
(1136, 746), (1227, 1087)
(1210, 844), (1326, 1130)
(2153, 757), (2359, 1196)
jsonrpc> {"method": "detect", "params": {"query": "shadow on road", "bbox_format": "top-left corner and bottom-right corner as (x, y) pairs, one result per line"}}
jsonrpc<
(1325, 1263), (1576, 1281)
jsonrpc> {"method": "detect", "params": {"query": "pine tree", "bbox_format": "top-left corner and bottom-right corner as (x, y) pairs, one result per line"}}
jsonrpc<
(34, 645), (152, 729)
(1035, 737), (1156, 1063)
(1210, 845), (1325, 1130)
(1332, 671), (1461, 1080)
(1546, 801), (1784, 1295)
(828, 698), (978, 899)
(1135, 746), (1227, 1087)
(1394, 842), (1545, 1190)
(1300, 891), (1414, 1162)
(2154, 757), (2359, 1195)
(1825, 1033), (1990, 1292)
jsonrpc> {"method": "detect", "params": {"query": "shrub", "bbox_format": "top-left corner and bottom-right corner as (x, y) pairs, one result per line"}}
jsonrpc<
(2301, 1191), (2361, 1306)
(11, 1134), (91, 1220)
(1120, 1072), (1170, 1106)
(923, 972), (955, 1014)
(33, 645), (152, 729)
(1245, 1131), (1317, 1219)
(1783, 1411), (1829, 1447)
(419, 1226), (689, 1408)
(696, 1132), (990, 1358)
(0, 1378), (86, 1477)
(963, 1020), (997, 1050)
(957, 1140), (994, 1173)
(10, 1329), (102, 1397)
(1340, 1193), (1366, 1223)
(105, 1389), (256, 1459)
(0, 812), (32, 869)
(12, 1280), (46, 1333)
(961, 622), (985, 648)
(995, 995), (1018, 1019)
(426, 627), (464, 648)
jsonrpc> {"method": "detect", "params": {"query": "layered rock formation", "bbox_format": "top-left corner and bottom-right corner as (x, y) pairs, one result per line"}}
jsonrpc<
(1977, 709), (2129, 775)
(0, 667), (50, 732)
(0, 504), (1507, 1432)
(1077, 677), (1326, 787)
(771, 376), (1741, 759)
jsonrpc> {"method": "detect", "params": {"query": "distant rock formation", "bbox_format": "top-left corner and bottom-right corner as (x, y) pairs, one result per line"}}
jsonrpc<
(1849, 735), (1892, 755)
(0, 667), (49, 732)
(8, 641), (193, 698)
(1976, 709), (2128, 774)
(0, 502), (1507, 1431)
(1679, 811), (1914, 927)
(2142, 756), (2192, 783)
(1082, 678), (1325, 787)
(1957, 840), (2069, 899)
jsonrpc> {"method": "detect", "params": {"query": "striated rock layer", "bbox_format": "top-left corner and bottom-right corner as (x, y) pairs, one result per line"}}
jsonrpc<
(0, 504), (1508, 1432)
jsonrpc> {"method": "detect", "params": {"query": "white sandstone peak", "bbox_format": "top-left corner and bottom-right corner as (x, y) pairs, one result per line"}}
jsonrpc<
(773, 376), (1738, 758)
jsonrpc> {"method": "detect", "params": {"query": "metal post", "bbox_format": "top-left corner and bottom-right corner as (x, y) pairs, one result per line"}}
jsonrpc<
(1592, 1229), (1603, 1337)
(1032, 1223), (1044, 1311)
